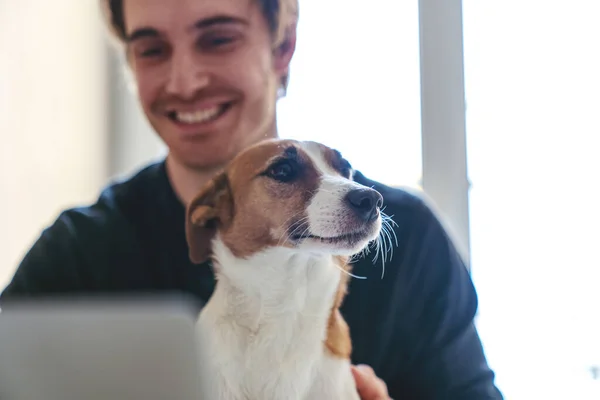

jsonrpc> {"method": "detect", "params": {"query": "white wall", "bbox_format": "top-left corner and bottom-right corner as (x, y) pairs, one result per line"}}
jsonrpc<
(0, 1), (109, 288)
(105, 51), (166, 180)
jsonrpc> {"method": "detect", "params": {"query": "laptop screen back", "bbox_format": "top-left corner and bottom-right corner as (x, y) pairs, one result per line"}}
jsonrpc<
(0, 296), (204, 400)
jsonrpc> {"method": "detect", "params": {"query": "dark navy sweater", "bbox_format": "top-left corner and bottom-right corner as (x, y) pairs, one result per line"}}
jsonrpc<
(0, 160), (503, 399)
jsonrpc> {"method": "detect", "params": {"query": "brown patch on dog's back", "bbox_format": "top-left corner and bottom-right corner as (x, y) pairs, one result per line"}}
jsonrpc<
(324, 256), (353, 359)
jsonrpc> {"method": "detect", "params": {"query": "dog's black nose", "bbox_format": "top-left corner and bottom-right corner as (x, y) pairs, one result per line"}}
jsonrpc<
(345, 188), (383, 222)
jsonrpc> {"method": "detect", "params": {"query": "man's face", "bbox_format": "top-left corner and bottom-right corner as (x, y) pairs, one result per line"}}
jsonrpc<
(123, 0), (295, 169)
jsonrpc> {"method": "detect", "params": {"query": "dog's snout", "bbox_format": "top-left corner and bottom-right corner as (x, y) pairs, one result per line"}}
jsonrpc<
(345, 188), (383, 222)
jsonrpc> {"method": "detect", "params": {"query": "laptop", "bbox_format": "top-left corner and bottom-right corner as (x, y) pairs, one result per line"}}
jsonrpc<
(0, 295), (205, 400)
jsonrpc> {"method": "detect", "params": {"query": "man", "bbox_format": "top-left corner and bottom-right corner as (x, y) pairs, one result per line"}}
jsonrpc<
(0, 0), (503, 398)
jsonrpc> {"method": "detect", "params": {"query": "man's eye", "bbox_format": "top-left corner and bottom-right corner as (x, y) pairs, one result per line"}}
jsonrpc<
(133, 42), (168, 59)
(140, 48), (163, 58)
(266, 160), (298, 183)
(197, 33), (239, 51)
(209, 36), (235, 46)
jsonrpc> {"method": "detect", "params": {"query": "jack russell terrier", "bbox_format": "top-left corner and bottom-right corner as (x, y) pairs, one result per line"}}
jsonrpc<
(186, 139), (387, 400)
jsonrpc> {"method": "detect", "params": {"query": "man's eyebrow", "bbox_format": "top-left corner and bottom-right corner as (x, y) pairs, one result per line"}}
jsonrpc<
(194, 15), (248, 30)
(126, 16), (247, 43)
(126, 28), (159, 43)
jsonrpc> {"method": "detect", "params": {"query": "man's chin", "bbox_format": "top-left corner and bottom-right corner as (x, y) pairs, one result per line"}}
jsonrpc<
(153, 116), (277, 171)
(170, 147), (232, 171)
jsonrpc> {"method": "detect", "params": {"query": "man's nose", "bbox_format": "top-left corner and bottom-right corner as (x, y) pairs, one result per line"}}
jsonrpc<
(165, 51), (210, 99)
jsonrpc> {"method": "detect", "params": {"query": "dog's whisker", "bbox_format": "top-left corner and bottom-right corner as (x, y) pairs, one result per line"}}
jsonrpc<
(381, 214), (398, 251)
(383, 221), (398, 246)
(276, 211), (306, 234)
(380, 237), (387, 279)
(350, 248), (366, 264)
(333, 262), (367, 280)
(382, 211), (399, 230)
(381, 215), (398, 260)
(286, 219), (309, 238)
(364, 212), (397, 280)
(278, 214), (309, 240)
(279, 220), (311, 247)
(382, 226), (393, 263)
(382, 225), (393, 254)
(277, 228), (295, 247)
(286, 220), (308, 238)
(378, 245), (385, 276)
(275, 217), (305, 246)
(296, 225), (311, 241)
(370, 238), (380, 264)
(360, 245), (371, 260)
(278, 220), (308, 247)
(371, 234), (386, 279)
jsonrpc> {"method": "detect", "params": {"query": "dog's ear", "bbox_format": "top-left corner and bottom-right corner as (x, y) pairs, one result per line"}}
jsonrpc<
(185, 171), (233, 264)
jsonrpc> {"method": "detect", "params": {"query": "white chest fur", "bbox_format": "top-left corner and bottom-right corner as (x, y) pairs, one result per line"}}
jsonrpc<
(195, 238), (360, 400)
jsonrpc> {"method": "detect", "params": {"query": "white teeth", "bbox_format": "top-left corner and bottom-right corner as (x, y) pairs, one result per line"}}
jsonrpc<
(175, 106), (222, 124)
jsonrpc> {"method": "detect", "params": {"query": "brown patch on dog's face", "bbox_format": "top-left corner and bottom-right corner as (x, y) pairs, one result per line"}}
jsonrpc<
(185, 171), (233, 264)
(186, 139), (322, 262)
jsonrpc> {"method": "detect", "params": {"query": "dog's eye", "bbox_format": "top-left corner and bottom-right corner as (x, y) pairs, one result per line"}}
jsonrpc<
(332, 149), (353, 178)
(339, 159), (353, 179)
(267, 160), (298, 183)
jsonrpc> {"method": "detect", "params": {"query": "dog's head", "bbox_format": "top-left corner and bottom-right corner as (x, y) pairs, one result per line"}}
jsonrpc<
(185, 139), (383, 264)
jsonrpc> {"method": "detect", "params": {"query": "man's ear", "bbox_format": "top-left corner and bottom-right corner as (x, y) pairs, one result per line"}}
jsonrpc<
(273, 26), (297, 79)
(185, 171), (233, 264)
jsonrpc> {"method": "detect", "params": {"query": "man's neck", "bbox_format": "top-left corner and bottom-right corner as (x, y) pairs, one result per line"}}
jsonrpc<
(166, 126), (280, 206)
(165, 156), (224, 206)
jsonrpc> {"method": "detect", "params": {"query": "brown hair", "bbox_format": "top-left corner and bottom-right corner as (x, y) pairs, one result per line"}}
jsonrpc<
(100, 0), (298, 92)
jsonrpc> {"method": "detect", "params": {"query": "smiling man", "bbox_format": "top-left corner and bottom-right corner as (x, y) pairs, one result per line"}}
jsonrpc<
(117, 0), (293, 205)
(0, 0), (503, 398)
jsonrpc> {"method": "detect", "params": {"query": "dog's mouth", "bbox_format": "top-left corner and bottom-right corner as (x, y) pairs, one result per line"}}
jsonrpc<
(290, 230), (368, 244)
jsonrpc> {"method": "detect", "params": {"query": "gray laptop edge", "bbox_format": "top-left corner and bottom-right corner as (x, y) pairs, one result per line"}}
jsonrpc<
(0, 295), (205, 400)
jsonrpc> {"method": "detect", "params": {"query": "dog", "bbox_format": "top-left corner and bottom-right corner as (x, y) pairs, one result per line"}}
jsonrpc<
(186, 139), (385, 400)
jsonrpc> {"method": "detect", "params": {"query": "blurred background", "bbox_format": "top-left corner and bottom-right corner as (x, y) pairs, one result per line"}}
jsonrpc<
(1, 0), (599, 398)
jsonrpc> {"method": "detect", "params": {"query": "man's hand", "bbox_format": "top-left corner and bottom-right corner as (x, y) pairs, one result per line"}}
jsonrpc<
(351, 364), (391, 400)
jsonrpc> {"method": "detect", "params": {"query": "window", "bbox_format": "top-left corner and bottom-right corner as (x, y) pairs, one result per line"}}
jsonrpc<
(277, 0), (423, 188)
(464, 1), (600, 398)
